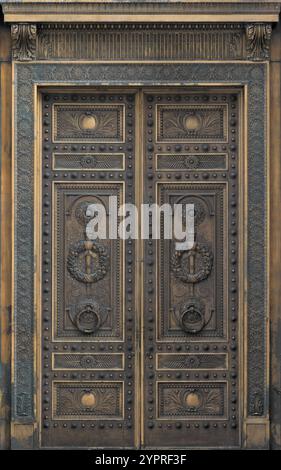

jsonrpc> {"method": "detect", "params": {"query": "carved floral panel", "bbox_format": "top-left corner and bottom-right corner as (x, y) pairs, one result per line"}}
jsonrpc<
(53, 104), (125, 142)
(158, 382), (227, 419)
(156, 104), (228, 142)
(53, 382), (123, 419)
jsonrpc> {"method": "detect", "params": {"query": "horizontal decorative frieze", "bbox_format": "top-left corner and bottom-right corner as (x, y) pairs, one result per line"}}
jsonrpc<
(37, 24), (246, 61)
(156, 153), (227, 171)
(156, 353), (227, 370)
(10, 22), (274, 62)
(53, 353), (124, 370)
(53, 153), (125, 171)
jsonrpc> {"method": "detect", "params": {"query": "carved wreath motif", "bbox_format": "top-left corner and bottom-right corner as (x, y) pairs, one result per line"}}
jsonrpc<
(171, 243), (213, 283)
(67, 240), (109, 283)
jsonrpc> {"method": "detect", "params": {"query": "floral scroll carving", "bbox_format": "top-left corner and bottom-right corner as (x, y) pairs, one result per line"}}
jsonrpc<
(159, 383), (225, 418)
(54, 382), (123, 418)
(11, 24), (37, 61)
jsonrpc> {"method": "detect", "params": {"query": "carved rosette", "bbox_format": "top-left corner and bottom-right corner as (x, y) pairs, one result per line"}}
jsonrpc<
(11, 24), (37, 61)
(246, 23), (272, 61)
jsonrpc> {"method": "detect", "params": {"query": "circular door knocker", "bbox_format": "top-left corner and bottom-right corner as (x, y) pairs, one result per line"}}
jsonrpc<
(171, 243), (213, 284)
(178, 298), (205, 334)
(68, 299), (110, 335)
(173, 298), (213, 334)
(67, 240), (109, 284)
(75, 303), (101, 334)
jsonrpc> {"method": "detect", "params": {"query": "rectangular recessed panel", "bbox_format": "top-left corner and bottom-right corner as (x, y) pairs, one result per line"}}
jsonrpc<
(53, 153), (125, 171)
(156, 104), (228, 142)
(53, 182), (124, 340)
(156, 354), (227, 370)
(156, 153), (227, 171)
(157, 382), (227, 419)
(157, 182), (226, 340)
(53, 353), (124, 370)
(53, 104), (125, 142)
(53, 381), (124, 419)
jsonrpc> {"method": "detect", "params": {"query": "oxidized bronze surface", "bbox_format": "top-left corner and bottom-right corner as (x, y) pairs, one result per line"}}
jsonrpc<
(40, 89), (240, 448)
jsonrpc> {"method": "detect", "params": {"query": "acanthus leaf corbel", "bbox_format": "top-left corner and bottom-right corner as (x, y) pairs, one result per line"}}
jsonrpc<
(246, 23), (272, 61)
(11, 24), (37, 61)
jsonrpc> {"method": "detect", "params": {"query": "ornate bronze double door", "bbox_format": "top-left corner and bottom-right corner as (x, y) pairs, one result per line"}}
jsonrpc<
(40, 88), (241, 448)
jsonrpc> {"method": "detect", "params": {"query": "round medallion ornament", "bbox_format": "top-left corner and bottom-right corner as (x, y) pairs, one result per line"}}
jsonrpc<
(171, 243), (213, 284)
(67, 240), (109, 284)
(79, 155), (97, 168)
(79, 113), (97, 131)
(184, 355), (201, 368)
(81, 391), (97, 408)
(184, 155), (199, 169)
(185, 391), (202, 410)
(80, 355), (98, 368)
(184, 113), (201, 131)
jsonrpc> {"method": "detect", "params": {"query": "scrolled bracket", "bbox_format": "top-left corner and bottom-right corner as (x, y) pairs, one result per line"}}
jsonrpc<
(246, 23), (272, 61)
(11, 23), (37, 61)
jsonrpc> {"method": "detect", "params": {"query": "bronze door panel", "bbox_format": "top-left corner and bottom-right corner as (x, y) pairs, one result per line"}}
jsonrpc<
(39, 88), (242, 448)
(40, 91), (137, 448)
(142, 90), (241, 448)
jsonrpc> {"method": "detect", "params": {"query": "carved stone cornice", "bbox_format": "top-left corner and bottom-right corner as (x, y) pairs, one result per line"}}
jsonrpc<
(10, 22), (274, 62)
(1, 1), (281, 23)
